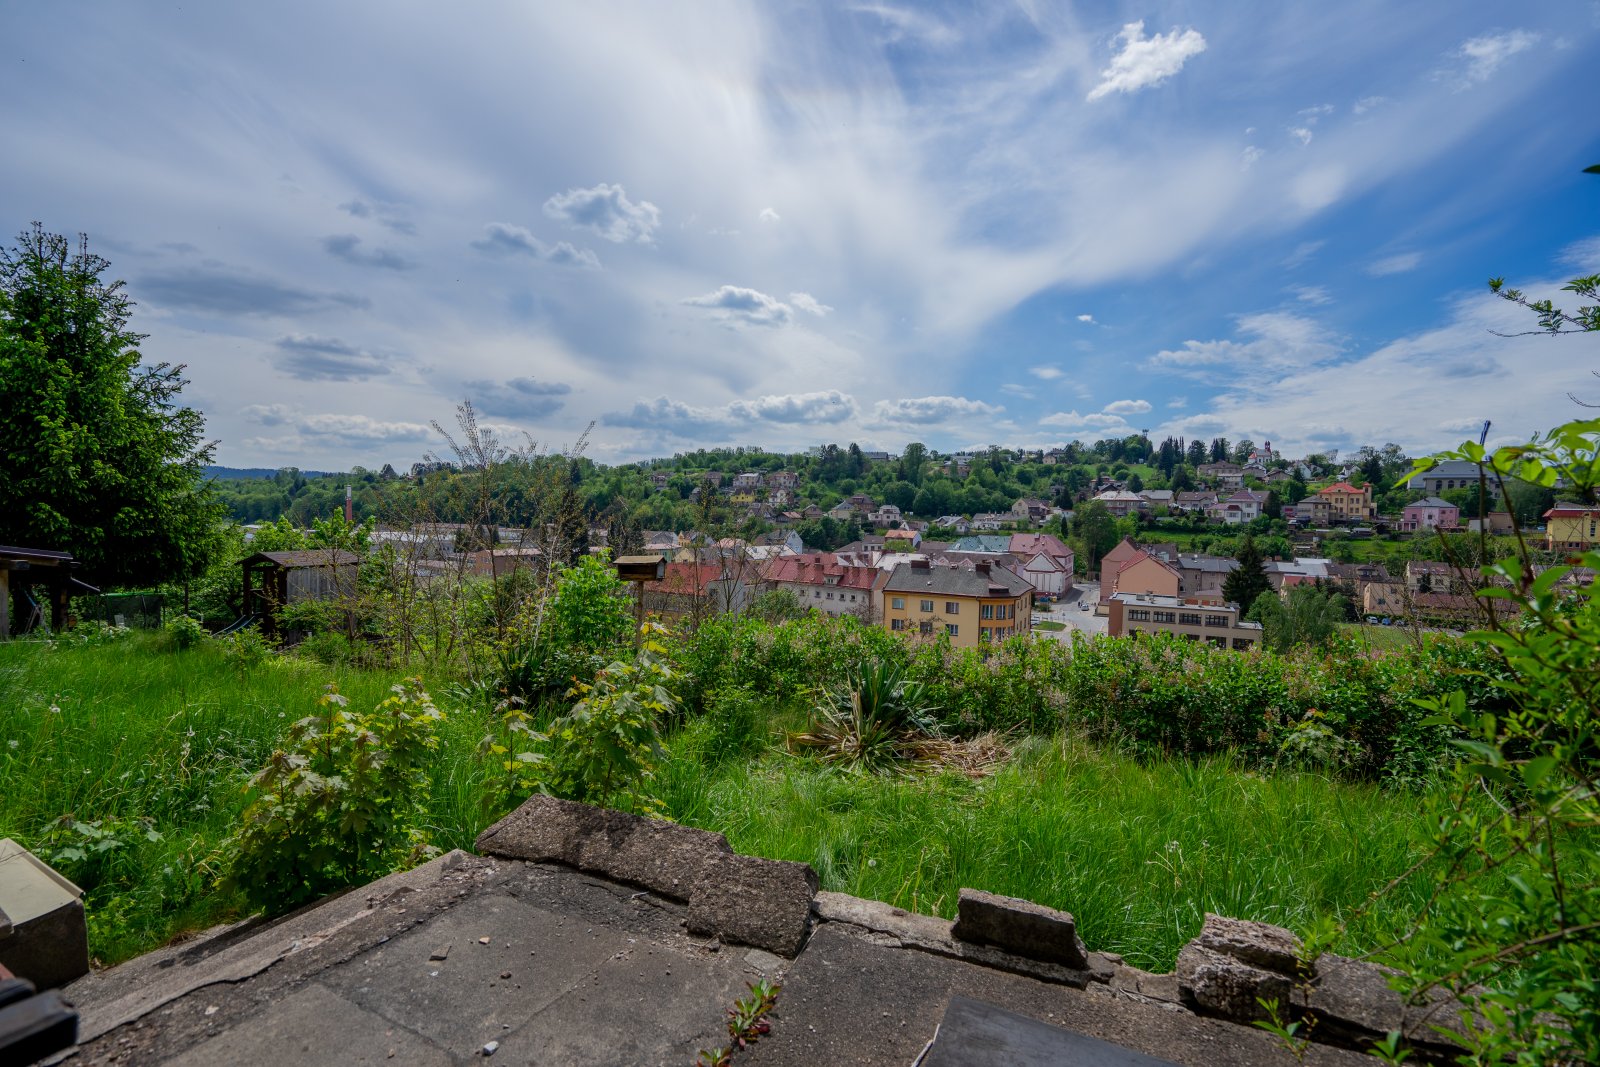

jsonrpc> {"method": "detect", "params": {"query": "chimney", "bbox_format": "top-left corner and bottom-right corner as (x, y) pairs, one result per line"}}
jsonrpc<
(911, 558), (931, 571)
(975, 561), (991, 575)
(345, 485), (354, 523)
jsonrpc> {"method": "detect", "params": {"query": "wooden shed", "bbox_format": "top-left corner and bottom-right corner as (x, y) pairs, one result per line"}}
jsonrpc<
(0, 545), (98, 638)
(241, 550), (361, 638)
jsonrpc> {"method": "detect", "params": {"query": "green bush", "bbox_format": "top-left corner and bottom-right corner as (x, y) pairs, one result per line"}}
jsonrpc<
(218, 626), (274, 671)
(55, 620), (133, 648)
(218, 680), (443, 911)
(164, 614), (206, 650)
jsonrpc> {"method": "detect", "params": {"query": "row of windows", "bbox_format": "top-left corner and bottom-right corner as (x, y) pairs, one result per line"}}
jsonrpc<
(1129, 611), (1232, 628)
(890, 619), (959, 637)
(888, 597), (1018, 617)
(811, 590), (860, 602)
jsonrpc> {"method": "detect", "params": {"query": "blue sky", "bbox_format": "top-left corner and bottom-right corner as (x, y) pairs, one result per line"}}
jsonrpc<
(3, 2), (1598, 467)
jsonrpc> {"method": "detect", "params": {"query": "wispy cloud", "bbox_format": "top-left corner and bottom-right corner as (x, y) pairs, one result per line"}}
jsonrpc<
(322, 234), (414, 271)
(465, 377), (574, 420)
(471, 223), (600, 269)
(1368, 251), (1422, 276)
(872, 396), (1003, 424)
(1103, 399), (1152, 415)
(1029, 364), (1065, 380)
(1451, 29), (1539, 87)
(788, 291), (832, 316)
(274, 334), (393, 380)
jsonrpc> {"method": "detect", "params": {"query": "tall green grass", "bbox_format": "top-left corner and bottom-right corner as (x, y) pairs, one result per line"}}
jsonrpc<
(661, 728), (1441, 972)
(3, 635), (1451, 975)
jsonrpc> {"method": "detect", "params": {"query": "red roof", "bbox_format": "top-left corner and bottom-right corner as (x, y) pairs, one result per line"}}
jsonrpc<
(761, 552), (879, 591)
(1545, 506), (1600, 518)
(1317, 481), (1364, 496)
(643, 562), (724, 597)
(1009, 533), (1072, 559)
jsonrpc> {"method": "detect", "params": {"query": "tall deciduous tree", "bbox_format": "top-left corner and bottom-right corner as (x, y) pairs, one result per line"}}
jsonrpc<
(0, 225), (224, 586)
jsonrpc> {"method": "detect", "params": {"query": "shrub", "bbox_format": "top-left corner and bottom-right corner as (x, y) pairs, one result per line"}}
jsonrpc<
(218, 625), (274, 671)
(219, 680), (443, 911)
(164, 614), (206, 650)
(497, 555), (632, 704)
(55, 620), (132, 647)
(791, 658), (943, 771)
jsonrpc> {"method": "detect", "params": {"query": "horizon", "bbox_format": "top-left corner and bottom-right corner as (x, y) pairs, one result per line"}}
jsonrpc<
(4, 3), (1598, 469)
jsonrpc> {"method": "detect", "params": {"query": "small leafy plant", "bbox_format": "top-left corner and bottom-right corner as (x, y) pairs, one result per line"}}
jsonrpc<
(218, 680), (443, 910)
(695, 979), (780, 1065)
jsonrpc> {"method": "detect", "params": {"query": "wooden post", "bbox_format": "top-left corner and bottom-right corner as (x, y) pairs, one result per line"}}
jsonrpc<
(0, 567), (10, 640)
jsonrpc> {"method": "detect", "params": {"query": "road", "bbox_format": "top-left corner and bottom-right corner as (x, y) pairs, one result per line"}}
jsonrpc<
(1032, 580), (1107, 641)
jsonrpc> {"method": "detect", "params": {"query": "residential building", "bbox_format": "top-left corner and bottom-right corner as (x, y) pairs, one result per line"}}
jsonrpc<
(934, 515), (971, 534)
(1173, 554), (1237, 602)
(868, 503), (903, 527)
(1316, 482), (1376, 523)
(732, 472), (764, 491)
(641, 562), (751, 620)
(1197, 462), (1244, 488)
(1405, 560), (1465, 595)
(1405, 459), (1482, 493)
(1107, 592), (1263, 650)
(970, 512), (1010, 531)
(1466, 511), (1515, 535)
(950, 534), (1013, 555)
(1093, 489), (1144, 518)
(1007, 533), (1076, 594)
(1400, 497), (1460, 533)
(1011, 497), (1051, 524)
(650, 471), (671, 490)
(768, 471), (799, 490)
(1103, 549), (1181, 606)
(883, 528), (922, 549)
(1282, 497), (1332, 525)
(1173, 491), (1218, 514)
(1139, 489), (1175, 510)
(761, 553), (882, 618)
(1544, 504), (1600, 552)
(882, 559), (1033, 647)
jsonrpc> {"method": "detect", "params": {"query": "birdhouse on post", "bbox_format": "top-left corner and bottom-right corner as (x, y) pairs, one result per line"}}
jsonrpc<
(613, 555), (666, 644)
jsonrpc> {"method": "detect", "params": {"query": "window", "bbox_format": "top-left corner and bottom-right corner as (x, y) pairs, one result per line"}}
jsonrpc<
(891, 618), (906, 631)
(920, 599), (934, 613)
(1232, 638), (1254, 650)
(946, 624), (959, 637)
(981, 604), (995, 620)
(813, 590), (821, 598)
(1152, 611), (1176, 623)
(1178, 613), (1203, 626)
(945, 601), (960, 614)
(849, 594), (857, 602)
(1207, 636), (1225, 647)
(1205, 615), (1230, 628)
(891, 597), (905, 610)
(919, 620), (934, 634)
(825, 592), (833, 600)
(1127, 609), (1150, 622)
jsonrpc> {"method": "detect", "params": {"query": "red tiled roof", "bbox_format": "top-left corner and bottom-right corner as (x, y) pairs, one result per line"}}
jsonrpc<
(644, 562), (724, 597)
(1009, 533), (1071, 559)
(761, 553), (879, 591)
(1317, 481), (1363, 496)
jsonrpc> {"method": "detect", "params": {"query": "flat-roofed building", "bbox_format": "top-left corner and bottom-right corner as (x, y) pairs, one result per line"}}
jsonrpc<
(1107, 592), (1263, 651)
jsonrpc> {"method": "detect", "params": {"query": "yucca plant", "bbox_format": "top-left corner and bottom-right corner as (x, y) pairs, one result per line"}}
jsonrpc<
(790, 658), (942, 771)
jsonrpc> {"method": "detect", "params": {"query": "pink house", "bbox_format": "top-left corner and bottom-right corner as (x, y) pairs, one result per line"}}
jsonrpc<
(1401, 497), (1459, 533)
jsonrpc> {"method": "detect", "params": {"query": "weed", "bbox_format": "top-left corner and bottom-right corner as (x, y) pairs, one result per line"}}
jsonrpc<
(695, 979), (780, 1065)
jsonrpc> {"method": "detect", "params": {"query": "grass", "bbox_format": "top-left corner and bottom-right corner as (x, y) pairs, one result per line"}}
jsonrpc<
(4, 632), (1452, 975)
(1032, 620), (1066, 631)
(661, 725), (1439, 972)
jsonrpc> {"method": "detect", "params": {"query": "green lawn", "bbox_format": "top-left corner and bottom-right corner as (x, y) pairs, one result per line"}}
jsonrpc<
(3, 633), (1454, 974)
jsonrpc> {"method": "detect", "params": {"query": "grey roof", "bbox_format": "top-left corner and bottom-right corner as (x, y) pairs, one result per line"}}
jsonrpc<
(1407, 497), (1456, 508)
(1176, 554), (1238, 574)
(247, 550), (361, 568)
(949, 535), (1013, 554)
(885, 562), (1032, 598)
(1406, 459), (1481, 487)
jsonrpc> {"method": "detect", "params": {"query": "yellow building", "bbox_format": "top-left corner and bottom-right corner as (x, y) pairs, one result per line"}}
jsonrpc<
(882, 559), (1032, 647)
(1315, 481), (1375, 522)
(1545, 505), (1600, 553)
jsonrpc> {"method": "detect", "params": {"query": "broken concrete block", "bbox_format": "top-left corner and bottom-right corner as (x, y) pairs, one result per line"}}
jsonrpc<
(687, 854), (818, 958)
(950, 887), (1090, 969)
(474, 795), (732, 903)
(1176, 942), (1292, 1022)
(1295, 953), (1404, 1046)
(0, 840), (88, 990)
(1192, 913), (1302, 976)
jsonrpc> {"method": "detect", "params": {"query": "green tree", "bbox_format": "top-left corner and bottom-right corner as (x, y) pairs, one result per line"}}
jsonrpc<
(1070, 499), (1118, 575)
(0, 225), (225, 585)
(1245, 584), (1342, 652)
(1220, 533), (1271, 615)
(899, 442), (927, 487)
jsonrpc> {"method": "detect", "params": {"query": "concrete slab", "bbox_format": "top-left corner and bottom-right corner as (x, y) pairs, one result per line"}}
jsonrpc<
(161, 984), (450, 1067)
(738, 923), (1369, 1067)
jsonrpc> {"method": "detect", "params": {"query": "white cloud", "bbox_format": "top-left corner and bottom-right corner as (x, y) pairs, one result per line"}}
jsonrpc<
(471, 223), (601, 269)
(1452, 30), (1539, 86)
(849, 3), (958, 47)
(1103, 398), (1152, 415)
(1368, 251), (1422, 276)
(1076, 313), (1095, 323)
(1241, 145), (1264, 167)
(1353, 95), (1386, 114)
(1039, 410), (1131, 433)
(1086, 20), (1208, 102)
(1289, 127), (1313, 147)
(758, 207), (781, 223)
(297, 414), (431, 445)
(788, 291), (832, 316)
(1559, 234), (1600, 270)
(682, 285), (793, 326)
(999, 383), (1035, 399)
(727, 390), (857, 423)
(543, 182), (661, 243)
(603, 390), (859, 437)
(1166, 396), (1188, 409)
(872, 396), (1003, 424)
(1283, 241), (1326, 269)
(1028, 364), (1064, 380)
(1148, 311), (1342, 379)
(241, 403), (292, 426)
(1291, 285), (1332, 305)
